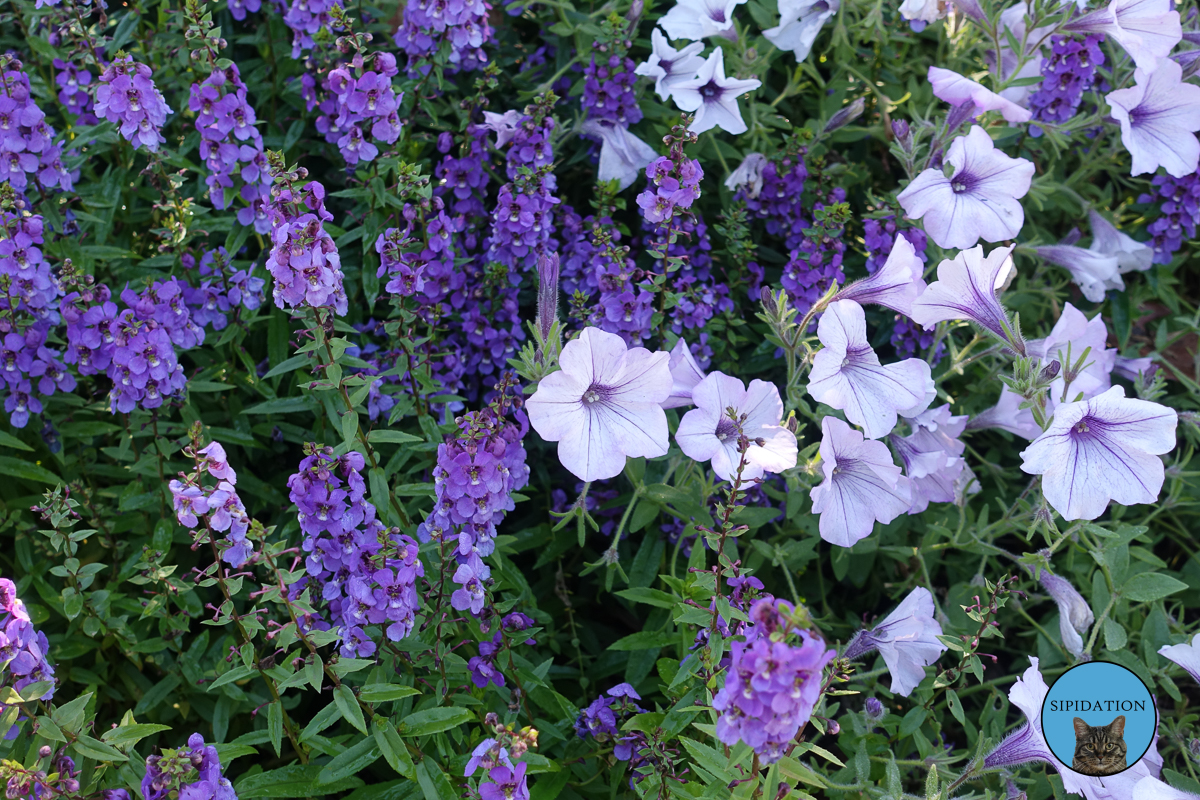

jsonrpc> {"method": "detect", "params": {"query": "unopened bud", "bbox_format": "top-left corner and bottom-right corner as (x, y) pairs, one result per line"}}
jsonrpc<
(626, 0), (643, 19)
(945, 101), (978, 134)
(891, 119), (912, 151)
(535, 252), (560, 344)
(1038, 360), (1061, 383)
(826, 719), (840, 735)
(38, 746), (52, 759)
(864, 697), (885, 722)
(823, 98), (866, 134)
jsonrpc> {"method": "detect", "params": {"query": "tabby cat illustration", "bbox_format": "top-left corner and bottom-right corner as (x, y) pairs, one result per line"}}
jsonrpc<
(1071, 715), (1127, 776)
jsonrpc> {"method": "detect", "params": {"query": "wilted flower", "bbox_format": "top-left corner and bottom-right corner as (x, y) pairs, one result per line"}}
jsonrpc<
(663, 338), (707, 409)
(580, 119), (659, 191)
(1036, 568), (1094, 657)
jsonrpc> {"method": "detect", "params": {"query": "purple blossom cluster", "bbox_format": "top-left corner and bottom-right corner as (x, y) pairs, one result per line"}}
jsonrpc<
(52, 58), (97, 122)
(478, 762), (529, 800)
(486, 108), (559, 273)
(781, 189), (847, 317)
(644, 211), (732, 334)
(314, 53), (403, 166)
(227, 0), (262, 21)
(1029, 35), (1105, 135)
(1141, 170), (1200, 264)
(3, 750), (80, 798)
(0, 577), (56, 707)
(181, 247), (266, 330)
(95, 55), (172, 153)
(393, 0), (493, 74)
(417, 401), (529, 615)
(468, 611), (536, 688)
(169, 441), (254, 567)
(375, 201), (453, 299)
(862, 217), (942, 362)
(0, 323), (74, 427)
(583, 50), (642, 125)
(575, 683), (646, 760)
(712, 599), (835, 763)
(0, 64), (75, 192)
(188, 64), (272, 229)
(740, 155), (808, 248)
(288, 445), (424, 657)
(435, 130), (490, 232)
(143, 734), (237, 800)
(282, 0), (343, 58)
(0, 212), (59, 320)
(266, 180), (348, 315)
(636, 154), (702, 227)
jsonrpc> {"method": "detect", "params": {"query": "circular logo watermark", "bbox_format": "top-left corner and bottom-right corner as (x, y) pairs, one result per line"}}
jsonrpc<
(1040, 661), (1157, 777)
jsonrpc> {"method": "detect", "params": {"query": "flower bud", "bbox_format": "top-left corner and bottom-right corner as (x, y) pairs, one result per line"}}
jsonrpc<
(38, 746), (52, 758)
(824, 98), (866, 134)
(1037, 360), (1061, 384)
(535, 252), (560, 345)
(826, 719), (841, 735)
(892, 119), (912, 151)
(864, 697), (885, 722)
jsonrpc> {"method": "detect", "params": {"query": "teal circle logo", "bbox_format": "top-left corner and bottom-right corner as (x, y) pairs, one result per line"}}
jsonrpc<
(1040, 661), (1157, 776)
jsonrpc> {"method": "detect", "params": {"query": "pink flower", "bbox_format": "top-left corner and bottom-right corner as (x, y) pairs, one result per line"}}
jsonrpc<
(807, 300), (934, 439)
(675, 372), (797, 481)
(897, 126), (1034, 250)
(527, 327), (672, 481)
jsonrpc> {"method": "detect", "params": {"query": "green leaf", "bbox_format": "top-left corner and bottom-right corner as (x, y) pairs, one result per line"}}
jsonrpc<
(399, 706), (471, 737)
(373, 717), (416, 779)
(0, 457), (60, 484)
(360, 685), (420, 703)
(615, 588), (678, 609)
(946, 689), (965, 725)
(262, 354), (310, 380)
(678, 737), (732, 783)
(415, 761), (458, 800)
(241, 397), (318, 415)
(335, 684), (368, 734)
(188, 381), (235, 393)
(209, 665), (255, 690)
(236, 765), (364, 798)
(101, 723), (172, 749)
(1122, 573), (1188, 603)
(72, 735), (129, 762)
(608, 630), (674, 651)
(109, 11), (140, 53)
(0, 430), (33, 451)
(268, 701), (283, 757)
(367, 430), (423, 445)
(318, 735), (381, 784)
(1104, 618), (1128, 651)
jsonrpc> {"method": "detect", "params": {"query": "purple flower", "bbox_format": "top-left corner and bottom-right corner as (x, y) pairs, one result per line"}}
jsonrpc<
(1028, 35), (1106, 133)
(676, 372), (797, 481)
(94, 56), (172, 153)
(810, 416), (911, 547)
(671, 48), (761, 135)
(1106, 58), (1200, 178)
(451, 554), (490, 615)
(843, 588), (946, 696)
(807, 300), (934, 439)
(266, 183), (348, 316)
(890, 405), (977, 513)
(1141, 170), (1200, 264)
(1159, 633), (1200, 686)
(928, 67), (1033, 124)
(634, 30), (705, 101)
(1064, 0), (1181, 73)
(394, 0), (493, 73)
(478, 762), (529, 800)
(1020, 386), (1177, 521)
(465, 739), (512, 776)
(834, 233), (926, 317)
(527, 328), (672, 481)
(1088, 209), (1154, 275)
(763, 0), (839, 62)
(1037, 245), (1121, 303)
(910, 245), (1022, 352)
(712, 599), (835, 763)
(663, 338), (707, 409)
(898, 126), (1035, 250)
(1026, 302), (1116, 410)
(966, 387), (1042, 440)
(660, 0), (746, 40)
(1134, 779), (1200, 800)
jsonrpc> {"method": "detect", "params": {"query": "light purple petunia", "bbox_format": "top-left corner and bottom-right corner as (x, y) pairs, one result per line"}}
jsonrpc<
(1088, 210), (1154, 277)
(897, 126), (1035, 250)
(670, 48), (761, 135)
(927, 67), (1033, 124)
(1065, 0), (1181, 74)
(842, 587), (946, 696)
(966, 387), (1042, 440)
(1037, 245), (1121, 303)
(527, 327), (672, 481)
(1026, 302), (1116, 409)
(910, 245), (1022, 351)
(890, 404), (977, 513)
(723, 152), (768, 197)
(807, 300), (934, 439)
(1134, 778), (1200, 800)
(659, 0), (746, 40)
(833, 233), (927, 317)
(1106, 58), (1200, 178)
(763, 0), (839, 63)
(985, 658), (1164, 799)
(1037, 568), (1094, 657)
(1159, 632), (1200, 685)
(810, 416), (911, 547)
(634, 29), (706, 101)
(1019, 385), (1177, 521)
(580, 119), (659, 191)
(663, 338), (707, 409)
(675, 372), (797, 481)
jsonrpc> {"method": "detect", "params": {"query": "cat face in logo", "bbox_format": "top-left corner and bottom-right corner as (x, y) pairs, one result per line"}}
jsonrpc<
(1071, 715), (1127, 776)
